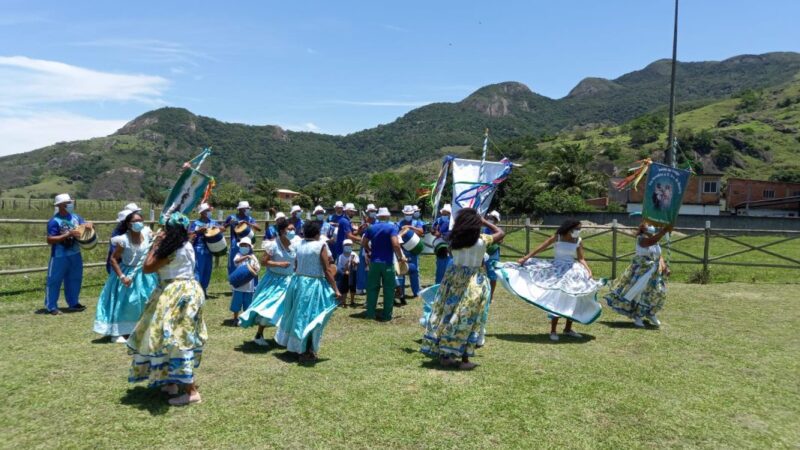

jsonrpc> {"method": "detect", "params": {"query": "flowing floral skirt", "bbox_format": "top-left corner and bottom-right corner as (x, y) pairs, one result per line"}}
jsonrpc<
(127, 279), (207, 387)
(274, 275), (337, 354)
(94, 264), (157, 336)
(238, 271), (293, 328)
(421, 265), (490, 358)
(604, 256), (666, 319)
(496, 259), (605, 325)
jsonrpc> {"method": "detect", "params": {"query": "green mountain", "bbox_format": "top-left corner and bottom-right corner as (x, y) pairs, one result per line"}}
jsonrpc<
(2, 52), (799, 200)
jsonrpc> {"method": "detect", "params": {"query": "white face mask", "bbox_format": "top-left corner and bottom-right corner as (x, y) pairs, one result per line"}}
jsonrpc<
(404, 215), (412, 221)
(316, 214), (324, 221)
(239, 246), (251, 255)
(413, 212), (420, 218)
(369, 212), (377, 219)
(343, 246), (352, 253)
(646, 225), (657, 235)
(571, 229), (581, 239)
(65, 203), (75, 213)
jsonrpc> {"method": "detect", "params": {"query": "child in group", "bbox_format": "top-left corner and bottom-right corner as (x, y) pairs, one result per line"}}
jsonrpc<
(230, 237), (256, 323)
(335, 239), (360, 307)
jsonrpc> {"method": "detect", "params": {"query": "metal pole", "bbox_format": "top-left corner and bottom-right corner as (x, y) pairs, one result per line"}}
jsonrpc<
(525, 217), (531, 254)
(611, 219), (618, 279)
(703, 220), (711, 272)
(666, 0), (679, 168)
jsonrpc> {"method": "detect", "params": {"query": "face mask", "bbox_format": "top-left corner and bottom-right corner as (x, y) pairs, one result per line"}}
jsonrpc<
(646, 225), (657, 235)
(343, 246), (352, 253)
(571, 229), (581, 239)
(316, 214), (324, 221)
(131, 222), (145, 232)
(404, 215), (412, 221)
(286, 230), (296, 240)
(65, 203), (75, 213)
(369, 212), (377, 219)
(239, 246), (251, 255)
(241, 209), (250, 215)
(413, 212), (420, 218)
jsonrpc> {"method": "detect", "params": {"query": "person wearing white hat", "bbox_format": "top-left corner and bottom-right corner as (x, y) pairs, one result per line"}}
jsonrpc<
(395, 205), (425, 303)
(432, 204), (453, 283)
(335, 239), (360, 306)
(332, 202), (360, 261)
(124, 203), (142, 214)
(354, 203), (379, 295)
(188, 203), (219, 296)
(362, 207), (406, 321)
(311, 205), (333, 242)
(222, 200), (261, 275)
(263, 211), (287, 243)
(288, 205), (304, 238)
(230, 236), (257, 323)
(44, 193), (92, 314)
(106, 209), (134, 274)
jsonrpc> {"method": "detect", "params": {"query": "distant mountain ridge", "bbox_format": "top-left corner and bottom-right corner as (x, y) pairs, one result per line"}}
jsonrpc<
(1, 52), (799, 199)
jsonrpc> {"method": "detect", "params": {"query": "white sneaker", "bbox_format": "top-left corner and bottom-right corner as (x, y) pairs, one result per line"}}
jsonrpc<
(633, 317), (645, 328)
(113, 336), (127, 344)
(647, 314), (661, 327)
(253, 337), (269, 347)
(564, 330), (582, 338)
(549, 332), (559, 342)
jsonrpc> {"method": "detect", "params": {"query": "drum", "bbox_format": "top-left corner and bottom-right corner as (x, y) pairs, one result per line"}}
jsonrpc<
(203, 227), (228, 256)
(327, 224), (338, 240)
(422, 233), (435, 255)
(228, 256), (261, 288)
(234, 222), (255, 241)
(394, 255), (409, 276)
(74, 224), (97, 250)
(433, 237), (449, 259)
(399, 229), (424, 255)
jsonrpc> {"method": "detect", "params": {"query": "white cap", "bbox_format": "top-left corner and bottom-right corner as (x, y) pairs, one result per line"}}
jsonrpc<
(343, 239), (353, 246)
(275, 212), (286, 220)
(334, 201), (344, 208)
(402, 205), (414, 214)
(488, 210), (501, 222)
(197, 203), (212, 214)
(117, 209), (132, 222)
(238, 237), (252, 247)
(313, 205), (325, 214)
(377, 207), (391, 217)
(366, 203), (377, 212)
(345, 202), (356, 212)
(54, 193), (73, 206)
(237, 201), (251, 210)
(441, 204), (452, 214)
(124, 203), (141, 213)
(290, 205), (302, 214)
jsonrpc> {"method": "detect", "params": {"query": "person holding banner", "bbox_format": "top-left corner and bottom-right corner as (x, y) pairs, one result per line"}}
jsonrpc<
(127, 212), (207, 406)
(94, 210), (157, 343)
(604, 222), (671, 328)
(499, 220), (604, 341)
(421, 208), (504, 369)
(432, 204), (453, 284)
(189, 203), (218, 297)
(44, 194), (92, 315)
(395, 205), (425, 303)
(223, 201), (261, 275)
(477, 210), (503, 347)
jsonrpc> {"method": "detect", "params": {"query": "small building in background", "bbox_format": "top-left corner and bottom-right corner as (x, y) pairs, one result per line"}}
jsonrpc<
(622, 173), (723, 216)
(725, 178), (800, 217)
(276, 188), (301, 202)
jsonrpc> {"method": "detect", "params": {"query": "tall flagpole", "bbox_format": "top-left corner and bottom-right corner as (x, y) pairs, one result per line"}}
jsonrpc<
(666, 0), (679, 168)
(477, 128), (489, 208)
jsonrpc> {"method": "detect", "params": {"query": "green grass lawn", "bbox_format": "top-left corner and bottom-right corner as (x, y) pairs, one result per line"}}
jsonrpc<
(1, 264), (798, 448)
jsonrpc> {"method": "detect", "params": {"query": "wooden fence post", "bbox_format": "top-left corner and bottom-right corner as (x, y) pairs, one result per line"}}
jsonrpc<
(611, 219), (618, 279)
(149, 209), (155, 222)
(703, 220), (711, 272)
(525, 217), (531, 254)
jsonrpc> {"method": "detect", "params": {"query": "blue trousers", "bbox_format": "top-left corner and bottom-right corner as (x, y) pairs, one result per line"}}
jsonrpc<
(434, 255), (452, 284)
(230, 291), (253, 313)
(356, 247), (368, 292)
(45, 253), (83, 311)
(396, 252), (420, 297)
(195, 251), (213, 293)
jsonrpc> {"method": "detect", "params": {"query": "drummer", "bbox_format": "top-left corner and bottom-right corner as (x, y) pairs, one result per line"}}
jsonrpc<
(230, 236), (256, 323)
(329, 201), (345, 225)
(45, 193), (93, 315)
(432, 204), (453, 283)
(395, 205), (425, 304)
(222, 201), (262, 275)
(189, 202), (218, 297)
(288, 205), (304, 238)
(263, 212), (286, 242)
(332, 203), (360, 260)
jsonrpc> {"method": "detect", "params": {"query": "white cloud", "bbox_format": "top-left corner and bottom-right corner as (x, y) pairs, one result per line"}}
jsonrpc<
(70, 39), (213, 66)
(382, 24), (410, 33)
(0, 112), (126, 156)
(304, 122), (319, 131)
(326, 100), (432, 107)
(284, 122), (321, 133)
(0, 56), (169, 106)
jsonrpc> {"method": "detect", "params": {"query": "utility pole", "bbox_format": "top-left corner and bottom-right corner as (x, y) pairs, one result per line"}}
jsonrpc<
(665, 0), (679, 168)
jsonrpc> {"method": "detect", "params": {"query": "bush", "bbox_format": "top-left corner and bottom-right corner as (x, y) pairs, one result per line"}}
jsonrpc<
(713, 141), (736, 169)
(688, 268), (712, 284)
(628, 114), (666, 148)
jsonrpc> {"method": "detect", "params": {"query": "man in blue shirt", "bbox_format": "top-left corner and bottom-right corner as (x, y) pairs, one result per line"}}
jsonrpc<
(222, 200), (261, 275)
(395, 204), (425, 303)
(288, 205), (304, 238)
(189, 202), (218, 296)
(333, 202), (360, 260)
(362, 207), (405, 321)
(262, 212), (286, 242)
(432, 203), (453, 284)
(328, 200), (344, 225)
(45, 194), (92, 314)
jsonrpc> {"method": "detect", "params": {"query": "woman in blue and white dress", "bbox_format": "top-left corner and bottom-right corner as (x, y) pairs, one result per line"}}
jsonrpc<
(497, 220), (605, 341)
(238, 220), (298, 346)
(94, 211), (158, 343)
(274, 221), (340, 363)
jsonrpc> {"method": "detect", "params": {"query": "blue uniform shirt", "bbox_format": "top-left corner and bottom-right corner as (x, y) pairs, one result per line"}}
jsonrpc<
(433, 216), (451, 238)
(190, 218), (219, 253)
(334, 216), (353, 255)
(224, 214), (256, 240)
(263, 224), (278, 240)
(365, 221), (399, 264)
(47, 213), (85, 258)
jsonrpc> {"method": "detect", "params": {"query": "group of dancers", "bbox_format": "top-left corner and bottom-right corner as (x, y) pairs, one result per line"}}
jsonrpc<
(43, 193), (672, 405)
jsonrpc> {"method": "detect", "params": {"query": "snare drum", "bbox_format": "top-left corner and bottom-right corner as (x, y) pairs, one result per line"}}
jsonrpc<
(433, 237), (449, 259)
(74, 224), (97, 250)
(394, 255), (409, 276)
(204, 227), (228, 256)
(228, 256), (261, 288)
(234, 222), (255, 241)
(399, 229), (424, 255)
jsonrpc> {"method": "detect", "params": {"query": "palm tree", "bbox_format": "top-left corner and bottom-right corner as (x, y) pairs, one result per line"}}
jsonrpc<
(538, 144), (607, 197)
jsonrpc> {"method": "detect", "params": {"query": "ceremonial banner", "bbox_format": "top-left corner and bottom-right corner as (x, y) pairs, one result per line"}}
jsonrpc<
(642, 163), (691, 226)
(160, 168), (213, 224)
(451, 157), (512, 219)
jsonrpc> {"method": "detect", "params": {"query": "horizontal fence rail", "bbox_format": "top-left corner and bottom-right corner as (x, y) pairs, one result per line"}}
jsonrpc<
(1, 219), (799, 277)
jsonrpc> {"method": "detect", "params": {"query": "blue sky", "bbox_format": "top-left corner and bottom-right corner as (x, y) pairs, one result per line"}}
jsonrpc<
(1, 0), (798, 156)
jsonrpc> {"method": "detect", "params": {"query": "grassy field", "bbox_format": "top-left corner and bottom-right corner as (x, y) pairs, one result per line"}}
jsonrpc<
(0, 263), (798, 448)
